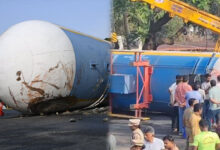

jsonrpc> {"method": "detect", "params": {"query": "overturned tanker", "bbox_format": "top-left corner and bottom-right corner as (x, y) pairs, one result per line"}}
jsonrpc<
(0, 20), (110, 114)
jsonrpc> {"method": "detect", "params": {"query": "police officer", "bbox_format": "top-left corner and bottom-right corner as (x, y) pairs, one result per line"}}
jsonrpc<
(128, 119), (144, 149)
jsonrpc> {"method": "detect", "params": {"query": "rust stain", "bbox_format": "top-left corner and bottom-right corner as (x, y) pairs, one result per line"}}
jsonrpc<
(16, 71), (21, 76)
(76, 65), (83, 85)
(16, 70), (26, 82)
(8, 87), (19, 108)
(27, 92), (33, 99)
(40, 62), (74, 91)
(16, 71), (22, 81)
(45, 61), (74, 91)
(61, 63), (74, 90)
(16, 71), (44, 102)
(31, 80), (60, 90)
(33, 74), (41, 81)
(21, 99), (28, 104)
(22, 82), (45, 95)
(29, 97), (44, 104)
(16, 71), (27, 98)
(49, 64), (59, 72)
(27, 74), (43, 99)
(41, 71), (49, 86)
(20, 84), (24, 96)
(17, 62), (74, 107)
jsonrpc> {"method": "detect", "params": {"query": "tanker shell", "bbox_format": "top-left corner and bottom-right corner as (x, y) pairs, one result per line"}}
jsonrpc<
(110, 50), (220, 113)
(0, 20), (110, 114)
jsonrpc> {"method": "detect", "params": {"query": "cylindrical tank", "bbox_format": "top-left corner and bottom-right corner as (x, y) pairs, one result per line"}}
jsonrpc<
(0, 20), (110, 114)
(111, 50), (220, 113)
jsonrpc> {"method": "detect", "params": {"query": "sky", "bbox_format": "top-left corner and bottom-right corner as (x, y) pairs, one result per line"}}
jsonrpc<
(0, 0), (112, 39)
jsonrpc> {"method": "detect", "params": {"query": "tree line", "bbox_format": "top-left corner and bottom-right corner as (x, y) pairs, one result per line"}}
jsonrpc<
(112, 0), (220, 50)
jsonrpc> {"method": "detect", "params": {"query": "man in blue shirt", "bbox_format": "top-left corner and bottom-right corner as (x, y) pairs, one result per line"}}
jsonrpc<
(185, 83), (203, 108)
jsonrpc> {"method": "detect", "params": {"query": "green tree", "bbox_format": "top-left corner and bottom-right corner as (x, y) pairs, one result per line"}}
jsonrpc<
(113, 0), (151, 49)
(113, 0), (220, 50)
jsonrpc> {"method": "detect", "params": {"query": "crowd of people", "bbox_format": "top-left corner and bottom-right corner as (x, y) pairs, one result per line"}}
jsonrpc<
(108, 73), (220, 150)
(168, 74), (220, 150)
(129, 73), (220, 150)
(129, 118), (178, 150)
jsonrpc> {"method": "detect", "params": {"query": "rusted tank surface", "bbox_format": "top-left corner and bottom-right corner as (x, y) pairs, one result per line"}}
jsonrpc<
(0, 20), (110, 114)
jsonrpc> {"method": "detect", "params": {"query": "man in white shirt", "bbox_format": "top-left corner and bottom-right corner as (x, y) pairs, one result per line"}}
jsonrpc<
(201, 74), (211, 100)
(169, 75), (182, 132)
(142, 126), (164, 150)
(201, 74), (211, 123)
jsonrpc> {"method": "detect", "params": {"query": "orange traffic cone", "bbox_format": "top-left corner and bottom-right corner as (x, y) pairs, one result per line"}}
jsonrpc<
(0, 102), (4, 116)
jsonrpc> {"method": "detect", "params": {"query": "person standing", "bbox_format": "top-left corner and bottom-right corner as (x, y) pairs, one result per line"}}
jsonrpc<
(201, 74), (211, 96)
(201, 74), (211, 120)
(143, 126), (164, 150)
(128, 119), (144, 149)
(185, 83), (203, 107)
(189, 103), (203, 147)
(192, 119), (220, 150)
(196, 82), (205, 104)
(208, 80), (220, 128)
(183, 98), (198, 150)
(175, 75), (192, 134)
(169, 75), (182, 132)
(163, 135), (179, 150)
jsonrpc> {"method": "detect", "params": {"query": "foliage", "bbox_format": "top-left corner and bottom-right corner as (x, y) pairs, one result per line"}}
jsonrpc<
(113, 0), (220, 49)
(210, 0), (220, 16)
(113, 0), (152, 42)
(160, 17), (184, 39)
(184, 0), (212, 11)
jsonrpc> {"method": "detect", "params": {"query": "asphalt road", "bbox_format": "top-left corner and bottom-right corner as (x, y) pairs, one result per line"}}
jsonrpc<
(0, 109), (108, 150)
(0, 109), (187, 150)
(109, 113), (186, 150)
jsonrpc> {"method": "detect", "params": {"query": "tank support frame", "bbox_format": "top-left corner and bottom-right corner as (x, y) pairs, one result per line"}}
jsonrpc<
(132, 52), (153, 117)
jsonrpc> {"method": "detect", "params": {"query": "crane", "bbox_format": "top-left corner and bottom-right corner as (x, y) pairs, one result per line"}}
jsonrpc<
(131, 0), (220, 52)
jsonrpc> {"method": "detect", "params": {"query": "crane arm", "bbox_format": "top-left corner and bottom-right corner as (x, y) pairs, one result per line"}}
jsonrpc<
(131, 0), (220, 52)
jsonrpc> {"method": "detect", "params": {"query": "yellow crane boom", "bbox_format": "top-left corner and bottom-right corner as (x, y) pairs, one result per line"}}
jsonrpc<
(131, 0), (220, 52)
